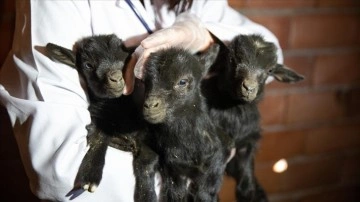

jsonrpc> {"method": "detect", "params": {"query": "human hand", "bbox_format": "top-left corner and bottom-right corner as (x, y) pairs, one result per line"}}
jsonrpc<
(123, 13), (213, 95)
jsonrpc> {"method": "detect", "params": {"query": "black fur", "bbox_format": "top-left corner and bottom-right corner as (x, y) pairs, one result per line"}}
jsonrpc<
(142, 47), (231, 202)
(46, 34), (158, 201)
(202, 34), (304, 202)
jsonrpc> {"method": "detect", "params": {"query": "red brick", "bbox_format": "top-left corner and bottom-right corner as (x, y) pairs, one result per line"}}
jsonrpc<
(259, 94), (287, 125)
(268, 197), (297, 202)
(255, 156), (343, 193)
(229, 0), (316, 8)
(299, 185), (360, 202)
(347, 88), (360, 117)
(228, 0), (246, 8)
(313, 52), (360, 86)
(289, 14), (360, 49)
(305, 123), (360, 154)
(332, 88), (360, 117)
(256, 130), (306, 161)
(341, 153), (360, 184)
(286, 90), (346, 124)
(317, 0), (360, 7)
(248, 16), (291, 49)
(219, 175), (236, 202)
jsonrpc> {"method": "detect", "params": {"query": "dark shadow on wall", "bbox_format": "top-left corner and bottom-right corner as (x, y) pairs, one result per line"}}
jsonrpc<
(0, 1), (5, 22)
(0, 105), (40, 202)
(0, 0), (15, 66)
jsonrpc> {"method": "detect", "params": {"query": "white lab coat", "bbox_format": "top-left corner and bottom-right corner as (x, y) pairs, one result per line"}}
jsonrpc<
(0, 0), (282, 201)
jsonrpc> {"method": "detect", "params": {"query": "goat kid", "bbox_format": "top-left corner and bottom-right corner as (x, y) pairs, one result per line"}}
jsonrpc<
(141, 46), (231, 202)
(202, 34), (304, 202)
(46, 34), (158, 202)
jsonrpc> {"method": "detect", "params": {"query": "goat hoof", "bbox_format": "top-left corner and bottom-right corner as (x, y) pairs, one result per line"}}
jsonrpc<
(83, 183), (98, 193)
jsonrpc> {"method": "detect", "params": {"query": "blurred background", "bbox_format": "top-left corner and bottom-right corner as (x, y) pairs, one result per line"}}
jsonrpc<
(1, 0), (359, 202)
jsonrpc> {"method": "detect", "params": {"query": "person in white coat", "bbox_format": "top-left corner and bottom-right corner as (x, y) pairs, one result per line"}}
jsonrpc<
(0, 0), (283, 201)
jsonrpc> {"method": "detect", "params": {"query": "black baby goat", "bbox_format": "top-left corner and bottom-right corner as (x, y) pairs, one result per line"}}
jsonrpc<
(141, 46), (231, 202)
(202, 34), (304, 202)
(46, 34), (158, 201)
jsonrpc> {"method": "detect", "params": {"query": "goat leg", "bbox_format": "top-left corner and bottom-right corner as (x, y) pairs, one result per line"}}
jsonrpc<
(159, 172), (188, 202)
(133, 143), (158, 202)
(75, 124), (109, 193)
(226, 142), (257, 202)
(189, 154), (226, 202)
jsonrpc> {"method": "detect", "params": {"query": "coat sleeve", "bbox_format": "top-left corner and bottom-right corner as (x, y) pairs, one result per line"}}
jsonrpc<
(0, 1), (141, 201)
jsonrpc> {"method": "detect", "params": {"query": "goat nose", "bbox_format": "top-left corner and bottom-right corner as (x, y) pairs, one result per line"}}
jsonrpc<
(107, 71), (123, 83)
(144, 98), (160, 109)
(242, 81), (257, 93)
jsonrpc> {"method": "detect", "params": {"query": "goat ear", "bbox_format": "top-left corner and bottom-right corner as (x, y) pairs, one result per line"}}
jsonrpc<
(198, 43), (220, 73)
(46, 43), (76, 68)
(198, 31), (230, 74)
(271, 64), (305, 83)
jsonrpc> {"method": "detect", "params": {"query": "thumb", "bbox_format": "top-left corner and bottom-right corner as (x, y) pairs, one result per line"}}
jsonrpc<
(123, 55), (136, 95)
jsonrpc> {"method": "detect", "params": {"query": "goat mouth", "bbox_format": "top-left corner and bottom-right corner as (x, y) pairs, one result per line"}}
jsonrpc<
(143, 110), (166, 124)
(238, 89), (257, 102)
(103, 87), (123, 98)
(92, 88), (122, 99)
(105, 82), (125, 97)
(241, 94), (256, 102)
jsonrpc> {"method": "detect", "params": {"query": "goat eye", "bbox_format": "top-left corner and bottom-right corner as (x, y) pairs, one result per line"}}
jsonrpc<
(175, 79), (189, 90)
(84, 62), (93, 70)
(268, 68), (274, 74)
(178, 79), (188, 86)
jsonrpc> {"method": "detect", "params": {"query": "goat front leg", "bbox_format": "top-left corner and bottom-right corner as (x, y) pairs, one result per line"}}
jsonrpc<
(75, 123), (109, 193)
(189, 158), (226, 202)
(252, 177), (269, 202)
(159, 170), (188, 202)
(133, 143), (159, 202)
(226, 140), (259, 202)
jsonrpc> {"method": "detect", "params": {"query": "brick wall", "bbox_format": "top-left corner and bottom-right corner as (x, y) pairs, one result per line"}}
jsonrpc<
(220, 0), (360, 202)
(1, 0), (359, 202)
